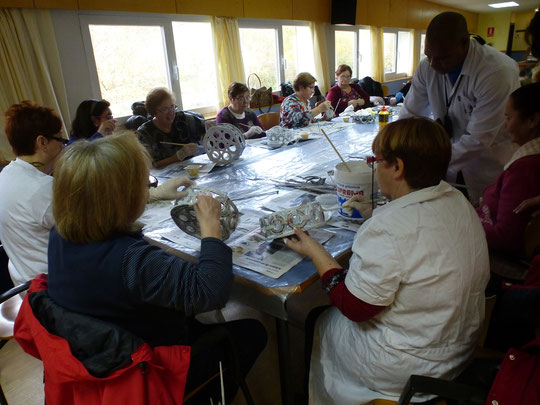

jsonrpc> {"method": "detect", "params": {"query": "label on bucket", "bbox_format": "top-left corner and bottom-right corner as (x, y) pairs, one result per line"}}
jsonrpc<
(336, 182), (366, 219)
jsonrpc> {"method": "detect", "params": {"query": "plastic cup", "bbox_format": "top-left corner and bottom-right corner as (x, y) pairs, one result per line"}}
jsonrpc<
(186, 165), (200, 176)
(300, 133), (309, 140)
(343, 117), (350, 122)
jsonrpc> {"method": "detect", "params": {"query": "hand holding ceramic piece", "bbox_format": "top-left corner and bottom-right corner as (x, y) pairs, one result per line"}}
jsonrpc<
(259, 202), (326, 240)
(171, 187), (239, 240)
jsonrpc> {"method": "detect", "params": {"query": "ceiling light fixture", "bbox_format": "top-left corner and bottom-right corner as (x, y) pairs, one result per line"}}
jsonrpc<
(488, 2), (519, 8)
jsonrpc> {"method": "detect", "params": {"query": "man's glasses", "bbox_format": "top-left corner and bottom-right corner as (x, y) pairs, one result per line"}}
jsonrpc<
(157, 104), (177, 114)
(51, 136), (69, 146)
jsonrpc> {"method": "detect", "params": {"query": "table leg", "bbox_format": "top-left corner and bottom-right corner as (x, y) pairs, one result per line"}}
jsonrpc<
(275, 317), (295, 405)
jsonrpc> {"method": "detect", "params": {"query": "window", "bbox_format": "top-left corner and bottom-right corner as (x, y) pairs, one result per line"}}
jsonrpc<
(282, 25), (315, 83)
(82, 15), (219, 118)
(240, 28), (279, 89)
(358, 29), (372, 79)
(335, 30), (356, 71)
(172, 22), (218, 112)
(383, 28), (413, 81)
(238, 20), (316, 90)
(334, 27), (373, 80)
(88, 24), (170, 117)
(420, 33), (426, 63)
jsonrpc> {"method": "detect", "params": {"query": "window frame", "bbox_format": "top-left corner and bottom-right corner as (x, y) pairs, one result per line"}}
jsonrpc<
(382, 27), (414, 81)
(79, 12), (218, 117)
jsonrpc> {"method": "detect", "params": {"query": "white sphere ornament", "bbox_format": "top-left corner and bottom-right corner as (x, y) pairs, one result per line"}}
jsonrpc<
(203, 124), (246, 166)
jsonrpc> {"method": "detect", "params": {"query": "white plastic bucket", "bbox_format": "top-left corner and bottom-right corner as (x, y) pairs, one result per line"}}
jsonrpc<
(335, 161), (376, 219)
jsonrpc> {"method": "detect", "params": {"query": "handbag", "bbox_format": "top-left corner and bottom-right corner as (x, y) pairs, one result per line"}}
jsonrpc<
(247, 73), (273, 113)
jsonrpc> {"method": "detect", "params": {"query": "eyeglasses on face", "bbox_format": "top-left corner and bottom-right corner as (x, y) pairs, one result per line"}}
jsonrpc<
(234, 96), (251, 103)
(148, 175), (158, 188)
(366, 156), (384, 168)
(157, 104), (177, 114)
(50, 136), (69, 146)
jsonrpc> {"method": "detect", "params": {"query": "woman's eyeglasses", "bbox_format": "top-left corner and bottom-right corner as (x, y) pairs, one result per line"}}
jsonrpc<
(234, 96), (251, 103)
(148, 175), (158, 188)
(366, 156), (383, 168)
(51, 136), (69, 146)
(157, 105), (177, 114)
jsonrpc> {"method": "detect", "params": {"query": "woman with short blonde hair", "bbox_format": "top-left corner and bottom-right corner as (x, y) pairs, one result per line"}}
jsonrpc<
(48, 133), (266, 403)
(285, 117), (489, 404)
(137, 87), (205, 168)
(280, 72), (332, 128)
(53, 134), (150, 243)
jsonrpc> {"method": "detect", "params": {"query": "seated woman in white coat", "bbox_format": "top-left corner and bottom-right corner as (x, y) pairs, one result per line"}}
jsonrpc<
(285, 117), (490, 404)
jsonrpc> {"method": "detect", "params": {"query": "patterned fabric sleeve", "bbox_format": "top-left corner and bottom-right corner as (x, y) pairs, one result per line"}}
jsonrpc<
(280, 94), (314, 128)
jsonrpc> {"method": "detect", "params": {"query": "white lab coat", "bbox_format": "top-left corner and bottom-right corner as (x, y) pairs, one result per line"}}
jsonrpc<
(309, 182), (490, 405)
(399, 39), (520, 203)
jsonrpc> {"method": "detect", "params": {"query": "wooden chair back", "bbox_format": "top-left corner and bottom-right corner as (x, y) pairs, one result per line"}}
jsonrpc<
(257, 112), (280, 130)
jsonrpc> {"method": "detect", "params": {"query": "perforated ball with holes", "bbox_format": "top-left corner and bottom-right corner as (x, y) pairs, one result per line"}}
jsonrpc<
(170, 187), (239, 240)
(203, 124), (246, 166)
(259, 202), (326, 240)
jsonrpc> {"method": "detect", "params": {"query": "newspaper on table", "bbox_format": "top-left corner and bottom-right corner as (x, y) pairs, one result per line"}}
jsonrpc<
(230, 227), (334, 279)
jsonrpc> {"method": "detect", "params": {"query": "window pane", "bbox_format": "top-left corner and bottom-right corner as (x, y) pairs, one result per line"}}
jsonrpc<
(173, 22), (218, 110)
(335, 31), (355, 74)
(283, 26), (315, 82)
(397, 31), (412, 74)
(420, 33), (426, 62)
(383, 32), (396, 74)
(358, 29), (372, 79)
(89, 25), (169, 117)
(240, 28), (279, 89)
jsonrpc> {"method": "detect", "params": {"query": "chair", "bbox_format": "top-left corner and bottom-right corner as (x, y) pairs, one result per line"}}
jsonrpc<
(257, 112), (280, 130)
(381, 85), (389, 97)
(0, 281), (31, 405)
(183, 325), (254, 405)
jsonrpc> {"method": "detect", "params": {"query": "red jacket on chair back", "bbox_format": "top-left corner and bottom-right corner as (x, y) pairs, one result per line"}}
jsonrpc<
(14, 274), (191, 405)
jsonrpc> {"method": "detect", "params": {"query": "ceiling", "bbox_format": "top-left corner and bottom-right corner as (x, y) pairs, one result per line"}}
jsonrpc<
(429, 0), (539, 13)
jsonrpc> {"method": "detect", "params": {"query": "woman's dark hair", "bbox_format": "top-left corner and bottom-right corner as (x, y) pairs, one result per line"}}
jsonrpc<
(70, 99), (110, 139)
(509, 82), (540, 122)
(228, 82), (249, 100)
(3, 100), (62, 156)
(525, 10), (540, 58)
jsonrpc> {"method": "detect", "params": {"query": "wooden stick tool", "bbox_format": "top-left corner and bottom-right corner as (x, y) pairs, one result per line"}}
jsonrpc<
(320, 129), (351, 172)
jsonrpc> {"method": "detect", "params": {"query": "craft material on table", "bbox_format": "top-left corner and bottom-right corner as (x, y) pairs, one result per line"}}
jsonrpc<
(259, 201), (326, 240)
(230, 227), (334, 279)
(203, 123), (246, 165)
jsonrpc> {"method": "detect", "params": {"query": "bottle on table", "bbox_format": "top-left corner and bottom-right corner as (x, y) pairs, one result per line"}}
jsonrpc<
(378, 106), (390, 128)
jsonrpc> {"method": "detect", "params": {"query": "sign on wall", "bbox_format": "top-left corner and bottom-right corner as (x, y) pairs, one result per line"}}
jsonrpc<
(487, 27), (495, 37)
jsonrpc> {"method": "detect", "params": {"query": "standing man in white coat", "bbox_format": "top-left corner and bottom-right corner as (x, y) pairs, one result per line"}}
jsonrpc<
(399, 12), (520, 203)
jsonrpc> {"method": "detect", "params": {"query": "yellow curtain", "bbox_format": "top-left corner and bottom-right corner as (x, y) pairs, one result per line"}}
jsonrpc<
(212, 16), (246, 109)
(0, 8), (70, 161)
(310, 22), (330, 95)
(370, 26), (384, 83)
